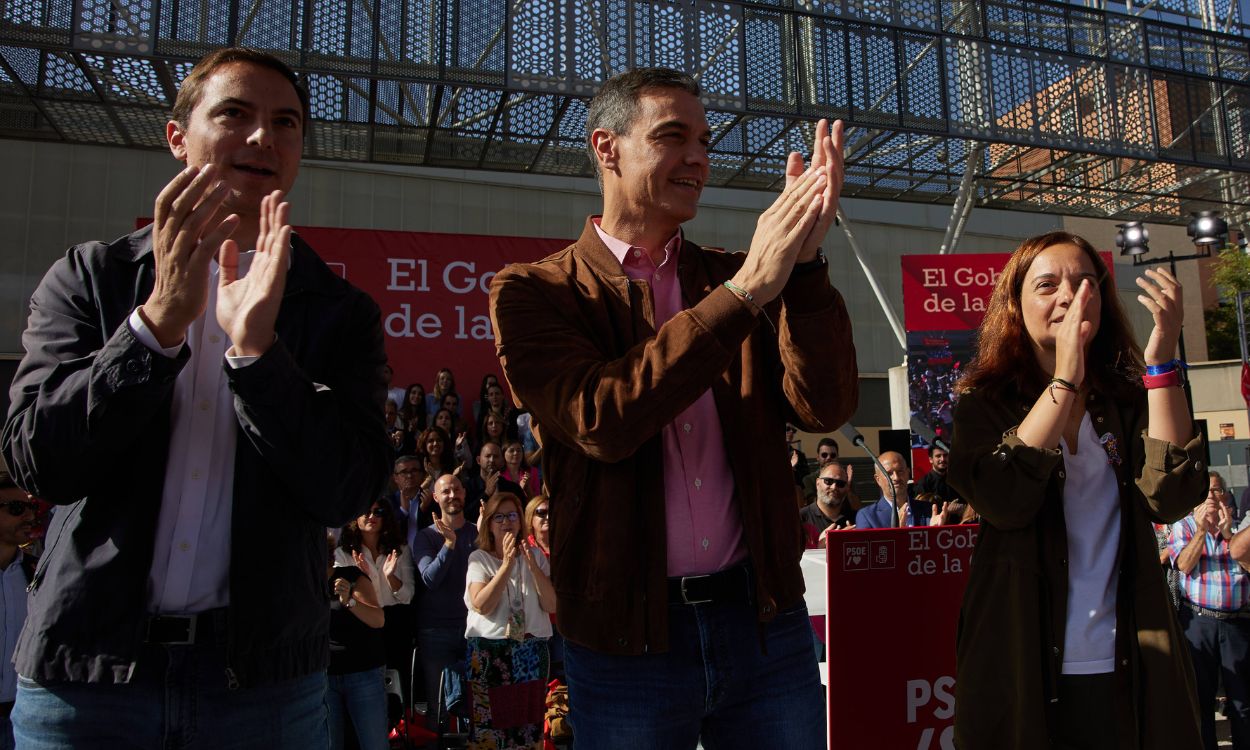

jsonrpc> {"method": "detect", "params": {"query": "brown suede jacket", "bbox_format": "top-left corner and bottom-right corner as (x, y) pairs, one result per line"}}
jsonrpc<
(489, 217), (857, 654)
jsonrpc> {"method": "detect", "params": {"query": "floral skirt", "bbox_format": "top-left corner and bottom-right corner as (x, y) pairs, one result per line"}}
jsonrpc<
(465, 636), (550, 750)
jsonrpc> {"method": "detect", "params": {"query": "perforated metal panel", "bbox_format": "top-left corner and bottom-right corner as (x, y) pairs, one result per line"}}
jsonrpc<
(0, 0), (1248, 225)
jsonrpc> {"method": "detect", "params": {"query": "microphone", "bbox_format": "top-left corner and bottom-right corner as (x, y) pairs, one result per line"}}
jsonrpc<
(909, 415), (951, 453)
(838, 422), (898, 528)
(838, 423), (866, 448)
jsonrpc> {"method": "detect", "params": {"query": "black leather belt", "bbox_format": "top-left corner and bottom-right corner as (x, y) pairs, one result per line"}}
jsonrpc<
(667, 564), (753, 606)
(144, 607), (227, 646)
(1184, 600), (1249, 621)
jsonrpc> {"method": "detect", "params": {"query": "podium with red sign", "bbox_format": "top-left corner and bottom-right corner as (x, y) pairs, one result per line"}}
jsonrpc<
(825, 525), (975, 750)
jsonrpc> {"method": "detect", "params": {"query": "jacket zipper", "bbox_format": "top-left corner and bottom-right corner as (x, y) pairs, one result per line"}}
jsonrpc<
(26, 502), (81, 593)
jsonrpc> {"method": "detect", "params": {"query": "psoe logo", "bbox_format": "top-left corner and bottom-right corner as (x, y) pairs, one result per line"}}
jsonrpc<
(843, 542), (870, 571)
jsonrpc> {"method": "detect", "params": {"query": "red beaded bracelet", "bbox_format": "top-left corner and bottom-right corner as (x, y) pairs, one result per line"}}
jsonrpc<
(1142, 369), (1182, 389)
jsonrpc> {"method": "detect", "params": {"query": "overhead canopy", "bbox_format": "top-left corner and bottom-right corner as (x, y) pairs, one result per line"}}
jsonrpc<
(2, 0), (1249, 227)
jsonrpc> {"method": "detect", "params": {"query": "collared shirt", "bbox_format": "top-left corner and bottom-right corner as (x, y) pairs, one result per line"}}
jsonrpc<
(1169, 515), (1250, 612)
(132, 253), (263, 615)
(0, 551), (28, 702)
(592, 219), (744, 577)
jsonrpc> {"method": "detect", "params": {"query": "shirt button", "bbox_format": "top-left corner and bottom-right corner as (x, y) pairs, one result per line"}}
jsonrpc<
(199, 400), (211, 411)
(694, 478), (702, 489)
(683, 423), (692, 433)
(191, 470), (201, 480)
(179, 542), (191, 553)
(1096, 416), (1104, 424)
(1058, 470), (1065, 479)
(632, 250), (642, 259)
(208, 334), (221, 344)
(701, 538), (710, 550)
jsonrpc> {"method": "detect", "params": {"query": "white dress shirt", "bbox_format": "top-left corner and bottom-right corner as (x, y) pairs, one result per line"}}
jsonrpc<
(133, 254), (262, 615)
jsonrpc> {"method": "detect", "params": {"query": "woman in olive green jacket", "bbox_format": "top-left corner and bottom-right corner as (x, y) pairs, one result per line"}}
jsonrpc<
(948, 232), (1204, 750)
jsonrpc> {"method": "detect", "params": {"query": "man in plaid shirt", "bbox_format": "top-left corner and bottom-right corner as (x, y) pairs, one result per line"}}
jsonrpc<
(1168, 471), (1250, 750)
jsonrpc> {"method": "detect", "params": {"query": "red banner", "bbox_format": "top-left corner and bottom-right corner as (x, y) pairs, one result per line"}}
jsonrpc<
(827, 525), (975, 749)
(297, 226), (567, 397)
(901, 254), (1009, 331)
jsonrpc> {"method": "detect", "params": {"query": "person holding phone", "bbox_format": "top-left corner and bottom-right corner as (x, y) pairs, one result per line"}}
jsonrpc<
(326, 534), (387, 750)
(948, 232), (1205, 749)
(464, 492), (556, 749)
(413, 474), (478, 732)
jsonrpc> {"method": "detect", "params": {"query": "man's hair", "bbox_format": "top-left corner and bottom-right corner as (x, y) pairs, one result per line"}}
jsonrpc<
(1209, 470), (1226, 487)
(478, 440), (502, 458)
(393, 455), (421, 470)
(819, 460), (846, 475)
(585, 67), (701, 182)
(817, 438), (837, 452)
(927, 443), (947, 456)
(171, 47), (310, 131)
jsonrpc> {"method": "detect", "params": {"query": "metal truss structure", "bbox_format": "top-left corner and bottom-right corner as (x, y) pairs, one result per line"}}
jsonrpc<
(2, 0), (1250, 228)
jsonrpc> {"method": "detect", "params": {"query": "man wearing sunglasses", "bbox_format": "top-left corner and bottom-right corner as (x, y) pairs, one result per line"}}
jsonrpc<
(800, 437), (843, 505)
(800, 461), (856, 547)
(0, 470), (36, 749)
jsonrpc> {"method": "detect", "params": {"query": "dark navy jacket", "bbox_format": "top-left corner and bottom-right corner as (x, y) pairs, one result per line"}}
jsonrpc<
(2, 225), (390, 687)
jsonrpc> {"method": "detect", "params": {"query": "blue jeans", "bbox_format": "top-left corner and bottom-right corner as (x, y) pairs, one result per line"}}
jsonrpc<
(326, 667), (388, 750)
(417, 627), (466, 730)
(564, 600), (825, 750)
(12, 645), (327, 750)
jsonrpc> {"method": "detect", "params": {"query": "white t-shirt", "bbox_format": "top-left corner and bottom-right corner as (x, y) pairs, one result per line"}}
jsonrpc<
(1059, 412), (1121, 675)
(464, 548), (553, 639)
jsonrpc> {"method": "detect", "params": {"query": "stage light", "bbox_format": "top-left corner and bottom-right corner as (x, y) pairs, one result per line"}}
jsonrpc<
(1187, 210), (1227, 247)
(1115, 222), (1150, 257)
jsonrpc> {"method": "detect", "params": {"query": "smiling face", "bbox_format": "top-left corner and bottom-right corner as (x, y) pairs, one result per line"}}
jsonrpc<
(875, 451), (911, 504)
(166, 61), (303, 220)
(1020, 242), (1102, 359)
(503, 442), (524, 467)
(595, 87), (710, 233)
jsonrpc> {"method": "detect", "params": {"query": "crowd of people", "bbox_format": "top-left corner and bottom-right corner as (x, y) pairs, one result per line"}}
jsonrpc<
(3, 42), (1250, 750)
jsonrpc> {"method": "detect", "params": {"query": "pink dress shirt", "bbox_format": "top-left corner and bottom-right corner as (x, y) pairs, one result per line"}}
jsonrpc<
(593, 219), (746, 577)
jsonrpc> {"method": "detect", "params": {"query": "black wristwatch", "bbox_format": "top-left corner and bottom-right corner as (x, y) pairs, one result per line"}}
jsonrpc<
(791, 248), (827, 276)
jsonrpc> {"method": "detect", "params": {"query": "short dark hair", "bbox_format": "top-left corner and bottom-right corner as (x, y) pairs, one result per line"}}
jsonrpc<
(817, 438), (837, 451)
(585, 67), (700, 182)
(171, 47), (310, 132)
(927, 443), (948, 456)
(393, 455), (421, 469)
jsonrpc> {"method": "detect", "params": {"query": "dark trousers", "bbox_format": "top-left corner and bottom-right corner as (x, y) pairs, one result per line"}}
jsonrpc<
(1053, 673), (1120, 750)
(1180, 604), (1250, 750)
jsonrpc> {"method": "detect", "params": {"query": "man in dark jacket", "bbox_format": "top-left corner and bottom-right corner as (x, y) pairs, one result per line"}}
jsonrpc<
(490, 68), (857, 749)
(1, 48), (389, 748)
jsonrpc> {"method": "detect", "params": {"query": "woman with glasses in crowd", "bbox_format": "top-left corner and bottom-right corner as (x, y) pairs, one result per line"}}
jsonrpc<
(336, 499), (417, 715)
(325, 533), (387, 750)
(464, 492), (555, 749)
(948, 232), (1205, 749)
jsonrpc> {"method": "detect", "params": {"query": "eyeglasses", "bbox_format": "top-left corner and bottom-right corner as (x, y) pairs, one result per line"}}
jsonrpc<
(395, 468), (422, 475)
(365, 506), (388, 518)
(533, 508), (549, 520)
(491, 511), (520, 524)
(818, 453), (836, 460)
(820, 478), (848, 489)
(1, 500), (34, 517)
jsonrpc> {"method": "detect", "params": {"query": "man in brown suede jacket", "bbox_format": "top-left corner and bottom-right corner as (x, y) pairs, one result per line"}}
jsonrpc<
(489, 68), (857, 748)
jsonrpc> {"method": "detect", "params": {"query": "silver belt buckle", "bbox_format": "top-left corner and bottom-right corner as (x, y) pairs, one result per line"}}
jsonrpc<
(680, 575), (713, 605)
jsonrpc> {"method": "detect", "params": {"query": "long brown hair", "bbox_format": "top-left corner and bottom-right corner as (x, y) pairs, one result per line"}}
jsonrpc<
(478, 492), (527, 553)
(957, 231), (1142, 400)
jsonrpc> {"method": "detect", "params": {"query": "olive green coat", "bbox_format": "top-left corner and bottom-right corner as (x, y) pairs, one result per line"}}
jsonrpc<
(948, 385), (1204, 749)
